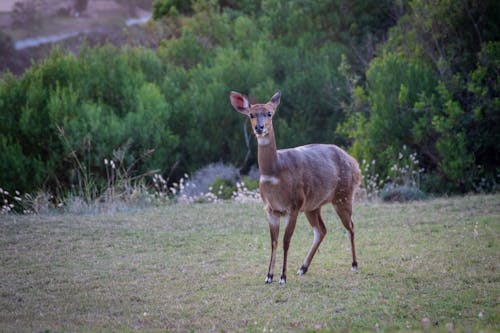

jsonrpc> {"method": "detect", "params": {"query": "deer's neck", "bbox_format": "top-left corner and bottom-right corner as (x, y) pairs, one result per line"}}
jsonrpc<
(257, 130), (278, 176)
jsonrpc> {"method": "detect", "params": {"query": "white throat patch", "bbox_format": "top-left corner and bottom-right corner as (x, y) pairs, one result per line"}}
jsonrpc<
(257, 136), (270, 145)
(260, 175), (279, 185)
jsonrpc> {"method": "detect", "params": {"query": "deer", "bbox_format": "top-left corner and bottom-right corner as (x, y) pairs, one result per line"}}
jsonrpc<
(230, 90), (362, 285)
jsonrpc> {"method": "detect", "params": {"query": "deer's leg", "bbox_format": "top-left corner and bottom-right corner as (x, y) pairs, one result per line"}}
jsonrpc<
(265, 210), (280, 283)
(298, 209), (327, 276)
(280, 211), (299, 284)
(334, 203), (358, 271)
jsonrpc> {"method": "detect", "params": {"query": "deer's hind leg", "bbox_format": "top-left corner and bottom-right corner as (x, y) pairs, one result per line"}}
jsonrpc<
(333, 201), (357, 270)
(297, 208), (327, 276)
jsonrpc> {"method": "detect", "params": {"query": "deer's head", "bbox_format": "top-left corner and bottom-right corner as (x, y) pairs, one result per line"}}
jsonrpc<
(230, 91), (281, 140)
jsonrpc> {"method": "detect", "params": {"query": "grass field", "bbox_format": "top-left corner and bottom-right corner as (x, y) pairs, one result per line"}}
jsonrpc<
(0, 194), (498, 332)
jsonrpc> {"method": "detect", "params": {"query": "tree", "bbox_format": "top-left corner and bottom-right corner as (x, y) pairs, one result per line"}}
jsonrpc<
(342, 0), (500, 192)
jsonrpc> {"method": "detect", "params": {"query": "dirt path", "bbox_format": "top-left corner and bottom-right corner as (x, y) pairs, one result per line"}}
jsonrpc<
(14, 13), (151, 50)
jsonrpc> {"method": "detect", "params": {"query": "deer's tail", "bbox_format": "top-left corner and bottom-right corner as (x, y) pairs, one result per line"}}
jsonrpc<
(351, 158), (362, 190)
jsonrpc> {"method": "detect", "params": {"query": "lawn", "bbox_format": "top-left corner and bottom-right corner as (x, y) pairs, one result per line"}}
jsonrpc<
(0, 194), (498, 332)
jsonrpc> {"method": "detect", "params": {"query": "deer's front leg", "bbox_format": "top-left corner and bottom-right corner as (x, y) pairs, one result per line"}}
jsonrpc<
(280, 212), (298, 284)
(265, 211), (280, 284)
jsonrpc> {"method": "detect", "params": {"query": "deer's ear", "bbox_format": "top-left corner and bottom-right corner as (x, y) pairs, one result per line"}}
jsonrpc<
(269, 90), (281, 108)
(230, 91), (250, 115)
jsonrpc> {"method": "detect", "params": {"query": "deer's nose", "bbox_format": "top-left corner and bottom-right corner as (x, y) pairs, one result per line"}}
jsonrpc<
(255, 124), (264, 134)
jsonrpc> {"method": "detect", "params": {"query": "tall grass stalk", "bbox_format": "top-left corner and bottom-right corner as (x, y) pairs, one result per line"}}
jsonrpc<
(359, 147), (426, 202)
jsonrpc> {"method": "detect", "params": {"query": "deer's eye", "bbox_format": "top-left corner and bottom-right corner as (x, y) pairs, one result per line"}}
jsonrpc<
(249, 114), (255, 119)
(267, 112), (272, 117)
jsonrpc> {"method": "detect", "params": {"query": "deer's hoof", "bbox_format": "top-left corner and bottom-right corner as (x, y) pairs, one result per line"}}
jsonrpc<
(265, 274), (273, 284)
(351, 262), (358, 271)
(297, 265), (308, 276)
(279, 275), (286, 285)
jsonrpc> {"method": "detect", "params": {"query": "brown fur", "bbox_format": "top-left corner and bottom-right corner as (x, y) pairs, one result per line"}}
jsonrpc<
(230, 91), (361, 284)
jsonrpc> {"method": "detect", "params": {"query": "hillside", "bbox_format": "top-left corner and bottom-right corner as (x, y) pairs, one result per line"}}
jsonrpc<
(0, 0), (151, 73)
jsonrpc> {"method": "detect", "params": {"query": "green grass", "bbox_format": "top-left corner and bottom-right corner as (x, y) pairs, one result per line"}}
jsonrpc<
(0, 195), (499, 332)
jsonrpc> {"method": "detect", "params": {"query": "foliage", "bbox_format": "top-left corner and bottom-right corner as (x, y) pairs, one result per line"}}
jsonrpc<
(180, 162), (239, 197)
(341, 0), (500, 193)
(241, 176), (258, 191)
(211, 177), (236, 200)
(357, 146), (425, 202)
(1, 0), (498, 197)
(0, 45), (179, 195)
(152, 0), (193, 19)
(344, 54), (438, 172)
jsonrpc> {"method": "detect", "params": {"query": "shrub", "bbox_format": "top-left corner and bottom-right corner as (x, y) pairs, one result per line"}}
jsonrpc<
(380, 184), (427, 202)
(211, 178), (236, 200)
(0, 45), (182, 195)
(241, 176), (259, 191)
(266, 42), (348, 148)
(358, 147), (426, 202)
(152, 0), (192, 19)
(158, 30), (209, 69)
(180, 163), (239, 197)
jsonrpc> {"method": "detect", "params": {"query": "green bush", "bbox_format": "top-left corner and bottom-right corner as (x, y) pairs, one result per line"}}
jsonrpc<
(342, 53), (438, 181)
(158, 30), (210, 69)
(1, 0), (498, 199)
(152, 0), (192, 19)
(0, 45), (181, 195)
(211, 178), (236, 200)
(241, 176), (259, 191)
(267, 43), (348, 148)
